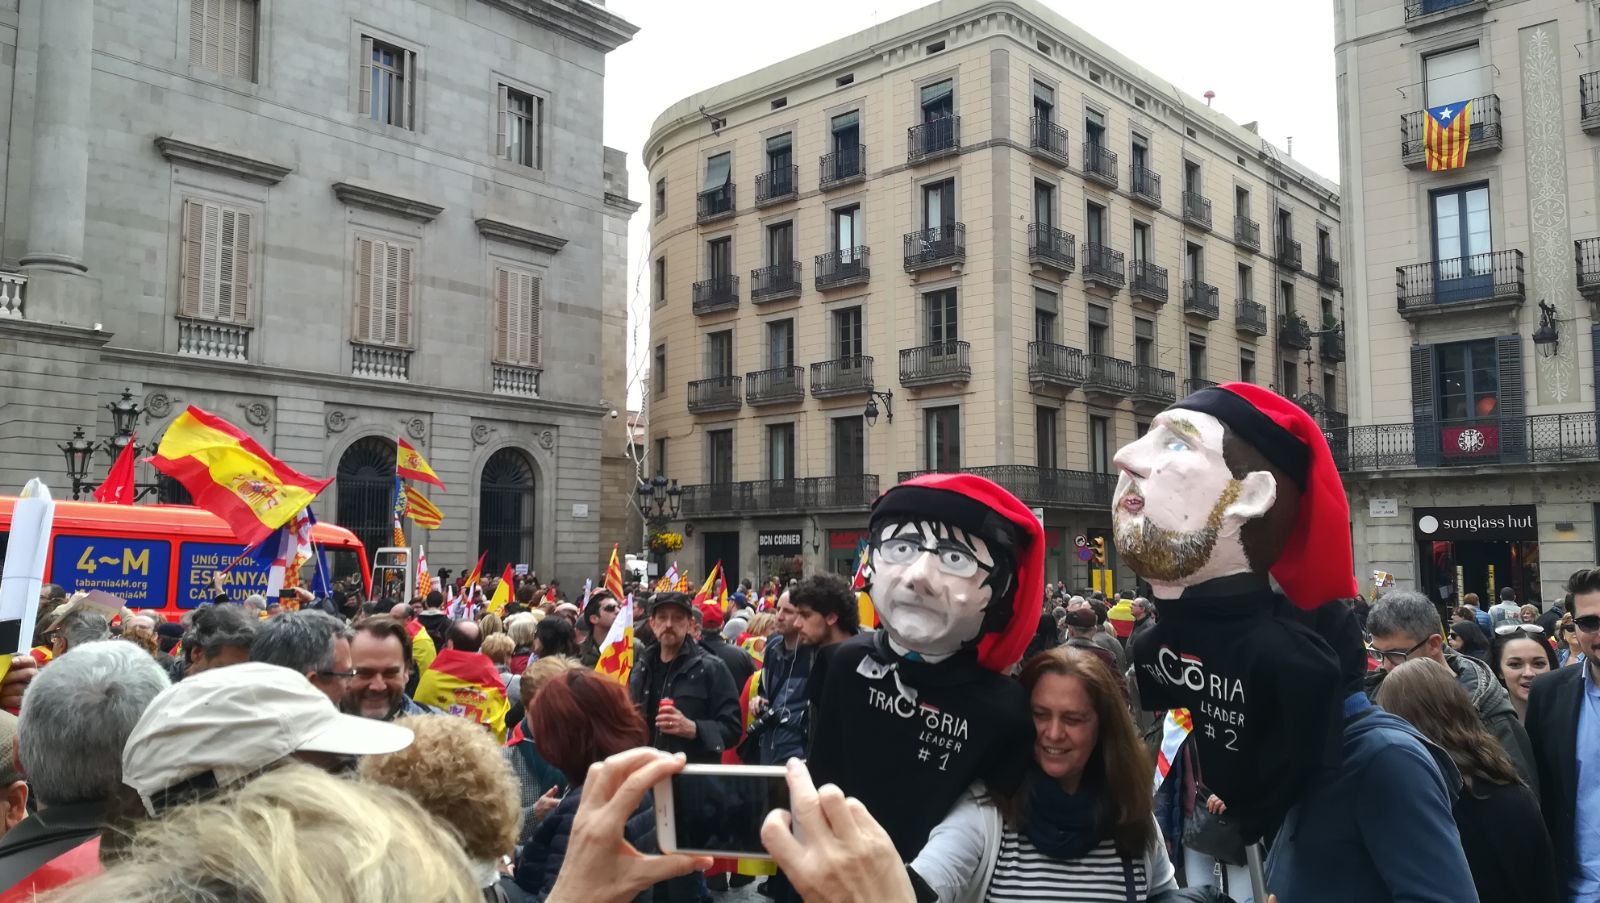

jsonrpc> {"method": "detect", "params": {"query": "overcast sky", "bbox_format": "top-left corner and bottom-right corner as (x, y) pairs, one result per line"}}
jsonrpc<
(601, 0), (1341, 410)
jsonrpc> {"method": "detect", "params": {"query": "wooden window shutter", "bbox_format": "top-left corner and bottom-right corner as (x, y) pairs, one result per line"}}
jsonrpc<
(231, 0), (257, 80)
(218, 0), (237, 75)
(1496, 334), (1526, 464)
(380, 241), (399, 345)
(229, 208), (252, 323)
(494, 267), (511, 362)
(180, 200), (204, 318)
(353, 237), (374, 342)
(358, 37), (374, 116)
(216, 207), (236, 321)
(402, 50), (416, 130)
(496, 85), (509, 159)
(527, 275), (542, 367)
(189, 0), (208, 67)
(395, 243), (414, 347)
(1410, 344), (1438, 467)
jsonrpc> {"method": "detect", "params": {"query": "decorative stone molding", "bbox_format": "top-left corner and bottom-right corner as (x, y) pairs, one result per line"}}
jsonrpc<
(154, 137), (293, 185)
(472, 423), (495, 446)
(477, 0), (637, 53)
(240, 401), (272, 428)
(473, 217), (567, 254)
(537, 429), (556, 450)
(332, 182), (444, 223)
(326, 409), (353, 434)
(403, 416), (427, 441)
(143, 391), (176, 421)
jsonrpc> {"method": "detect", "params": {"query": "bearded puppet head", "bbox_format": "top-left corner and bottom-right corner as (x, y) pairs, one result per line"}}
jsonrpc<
(1111, 383), (1357, 608)
(866, 473), (1044, 671)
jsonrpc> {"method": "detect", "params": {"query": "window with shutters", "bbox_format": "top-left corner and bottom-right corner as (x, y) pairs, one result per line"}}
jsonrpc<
(352, 236), (416, 348)
(497, 85), (543, 169)
(493, 265), (542, 367)
(190, 0), (258, 81)
(360, 36), (417, 130)
(179, 199), (254, 324)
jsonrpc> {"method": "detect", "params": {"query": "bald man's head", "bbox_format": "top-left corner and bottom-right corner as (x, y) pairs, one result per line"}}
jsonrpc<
(445, 620), (482, 652)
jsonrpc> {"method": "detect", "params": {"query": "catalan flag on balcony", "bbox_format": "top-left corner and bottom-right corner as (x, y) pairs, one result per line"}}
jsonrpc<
(1424, 99), (1472, 172)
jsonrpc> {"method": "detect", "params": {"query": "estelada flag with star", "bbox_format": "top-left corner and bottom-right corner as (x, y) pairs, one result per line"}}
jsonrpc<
(1424, 99), (1473, 172)
(396, 437), (445, 490)
(595, 591), (636, 685)
(150, 406), (332, 547)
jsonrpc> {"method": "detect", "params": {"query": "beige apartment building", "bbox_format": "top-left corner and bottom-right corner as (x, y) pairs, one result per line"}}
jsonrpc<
(1336, 0), (1600, 608)
(645, 0), (1346, 587)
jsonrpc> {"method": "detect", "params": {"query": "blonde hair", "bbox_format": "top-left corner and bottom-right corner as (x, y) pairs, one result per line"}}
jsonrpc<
(44, 765), (479, 903)
(479, 613), (506, 637)
(480, 633), (515, 666)
(358, 716), (520, 862)
(1520, 604), (1539, 620)
(117, 626), (161, 657)
(520, 655), (581, 714)
(507, 616), (537, 648)
(746, 613), (776, 639)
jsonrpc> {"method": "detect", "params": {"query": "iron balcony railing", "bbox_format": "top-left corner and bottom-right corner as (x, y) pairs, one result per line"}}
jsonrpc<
(1183, 280), (1220, 319)
(1082, 243), (1125, 287)
(820, 145), (866, 188)
(1578, 238), (1600, 297)
(810, 355), (874, 398)
(1277, 236), (1303, 271)
(691, 274), (740, 314)
(1028, 224), (1076, 273)
(751, 262), (802, 303)
(815, 247), (870, 290)
(903, 224), (966, 271)
(1404, 0), (1484, 22)
(1279, 314), (1312, 350)
(696, 183), (735, 222)
(1130, 259), (1169, 303)
(746, 366), (806, 405)
(1234, 216), (1260, 250)
(1318, 256), (1341, 288)
(1131, 166), (1161, 206)
(679, 475), (881, 517)
(908, 116), (960, 162)
(1321, 331), (1346, 362)
(1401, 95), (1502, 165)
(1030, 117), (1069, 164)
(687, 375), (742, 413)
(1396, 249), (1525, 313)
(1082, 354), (1137, 395)
(1027, 341), (1087, 389)
(1184, 378), (1218, 396)
(1182, 192), (1212, 230)
(1583, 73), (1600, 132)
(899, 340), (971, 387)
(1133, 365), (1177, 405)
(897, 466), (1116, 510)
(1236, 300), (1269, 335)
(755, 165), (798, 205)
(1083, 142), (1118, 187)
(1329, 414), (1599, 471)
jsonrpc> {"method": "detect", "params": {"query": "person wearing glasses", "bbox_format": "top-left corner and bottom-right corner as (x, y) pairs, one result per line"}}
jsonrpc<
(578, 590), (638, 669)
(1366, 590), (1539, 792)
(249, 609), (356, 706)
(1558, 614), (1587, 667)
(1489, 624), (1558, 722)
(341, 616), (436, 722)
(1527, 567), (1600, 902)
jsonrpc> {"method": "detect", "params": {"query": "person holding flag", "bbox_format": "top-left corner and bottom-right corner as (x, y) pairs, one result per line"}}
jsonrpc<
(414, 621), (510, 742)
(487, 564), (515, 616)
(591, 590), (638, 684)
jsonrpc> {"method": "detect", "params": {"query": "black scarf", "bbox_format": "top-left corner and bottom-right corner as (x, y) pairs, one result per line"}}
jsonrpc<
(1021, 764), (1103, 861)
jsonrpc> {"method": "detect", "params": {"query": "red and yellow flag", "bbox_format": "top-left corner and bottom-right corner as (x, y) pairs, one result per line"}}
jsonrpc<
(414, 648), (510, 742)
(604, 544), (626, 603)
(461, 550), (487, 598)
(150, 406), (332, 546)
(1424, 99), (1473, 172)
(595, 592), (636, 685)
(692, 563), (722, 609)
(487, 563), (514, 615)
(396, 438), (445, 490)
(852, 540), (878, 629)
(402, 485), (444, 529)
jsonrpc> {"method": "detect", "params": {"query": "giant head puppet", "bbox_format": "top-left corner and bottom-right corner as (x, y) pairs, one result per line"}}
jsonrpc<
(806, 473), (1042, 858)
(1115, 383), (1365, 840)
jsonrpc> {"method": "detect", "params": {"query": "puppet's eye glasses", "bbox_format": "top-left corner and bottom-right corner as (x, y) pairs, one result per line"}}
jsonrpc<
(874, 537), (991, 579)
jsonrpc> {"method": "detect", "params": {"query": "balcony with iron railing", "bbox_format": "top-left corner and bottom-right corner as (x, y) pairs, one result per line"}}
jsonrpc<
(903, 224), (966, 272)
(1028, 224), (1076, 275)
(1578, 238), (1600, 298)
(1277, 236), (1303, 271)
(810, 356), (874, 398)
(1029, 116), (1069, 165)
(177, 318), (251, 362)
(815, 247), (870, 290)
(898, 465), (1117, 510)
(1082, 243), (1125, 289)
(0, 271), (27, 318)
(1027, 341), (1087, 390)
(899, 340), (971, 387)
(1401, 95), (1502, 167)
(1279, 313), (1312, 350)
(751, 262), (802, 303)
(696, 183), (735, 223)
(1234, 216), (1260, 251)
(1328, 413), (1599, 472)
(1318, 255), (1341, 288)
(1083, 142), (1118, 188)
(1404, 0), (1486, 26)
(1130, 166), (1161, 207)
(820, 145), (867, 189)
(755, 165), (798, 206)
(1583, 73), (1600, 133)
(1236, 300), (1269, 336)
(493, 364), (540, 397)
(746, 365), (806, 406)
(1132, 364), (1177, 408)
(908, 116), (960, 163)
(692, 274), (740, 315)
(1082, 353), (1137, 398)
(1320, 330), (1346, 362)
(1182, 192), (1212, 231)
(352, 343), (412, 381)
(680, 475), (881, 517)
(1184, 378), (1218, 396)
(687, 375), (743, 414)
(1396, 249), (1525, 319)
(1130, 259), (1169, 304)
(1183, 280), (1220, 320)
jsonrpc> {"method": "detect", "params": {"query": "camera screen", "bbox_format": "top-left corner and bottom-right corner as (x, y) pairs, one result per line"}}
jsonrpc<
(670, 771), (790, 856)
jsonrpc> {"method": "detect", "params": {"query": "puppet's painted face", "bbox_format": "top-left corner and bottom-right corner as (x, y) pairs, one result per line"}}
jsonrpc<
(1111, 410), (1275, 595)
(869, 520), (995, 656)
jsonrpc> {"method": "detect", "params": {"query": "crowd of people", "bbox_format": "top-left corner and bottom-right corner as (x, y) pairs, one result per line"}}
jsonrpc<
(0, 552), (1593, 903)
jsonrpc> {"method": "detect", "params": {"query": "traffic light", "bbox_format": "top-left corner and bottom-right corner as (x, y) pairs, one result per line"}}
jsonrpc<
(1091, 536), (1106, 567)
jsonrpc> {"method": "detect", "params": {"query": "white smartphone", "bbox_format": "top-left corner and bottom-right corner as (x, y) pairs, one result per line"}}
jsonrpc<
(653, 763), (790, 860)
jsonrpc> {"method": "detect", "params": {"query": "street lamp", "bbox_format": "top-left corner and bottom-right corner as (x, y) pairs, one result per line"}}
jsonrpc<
(863, 389), (895, 427)
(58, 428), (96, 500)
(637, 474), (683, 579)
(1532, 300), (1561, 359)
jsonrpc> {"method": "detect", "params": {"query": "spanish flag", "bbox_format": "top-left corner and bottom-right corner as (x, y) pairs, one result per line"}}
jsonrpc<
(151, 406), (332, 547)
(414, 648), (510, 742)
(852, 540), (878, 629)
(397, 438), (445, 490)
(487, 563), (514, 615)
(692, 563), (722, 609)
(402, 485), (444, 529)
(595, 591), (635, 685)
(604, 544), (626, 602)
(461, 550), (487, 597)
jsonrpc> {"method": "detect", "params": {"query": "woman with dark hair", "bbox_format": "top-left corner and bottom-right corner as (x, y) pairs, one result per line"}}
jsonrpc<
(1022, 609), (1062, 663)
(1489, 625), (1557, 721)
(1375, 658), (1560, 903)
(910, 647), (1177, 902)
(1447, 620), (1490, 660)
(532, 615), (580, 661)
(513, 668), (653, 900)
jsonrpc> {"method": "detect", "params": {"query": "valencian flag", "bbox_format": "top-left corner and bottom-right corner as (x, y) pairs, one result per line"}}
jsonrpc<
(595, 591), (636, 685)
(396, 438), (445, 490)
(390, 477), (408, 547)
(851, 539), (878, 629)
(402, 485), (444, 529)
(1152, 708), (1195, 793)
(150, 406), (332, 547)
(488, 563), (515, 615)
(1424, 99), (1473, 172)
(414, 647), (511, 742)
(604, 544), (626, 602)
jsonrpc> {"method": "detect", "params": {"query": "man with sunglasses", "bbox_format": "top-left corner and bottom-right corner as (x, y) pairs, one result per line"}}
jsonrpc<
(578, 590), (639, 669)
(1527, 567), (1600, 901)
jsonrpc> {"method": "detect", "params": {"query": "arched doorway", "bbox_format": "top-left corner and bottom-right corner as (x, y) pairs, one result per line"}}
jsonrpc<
(479, 448), (537, 574)
(337, 436), (395, 566)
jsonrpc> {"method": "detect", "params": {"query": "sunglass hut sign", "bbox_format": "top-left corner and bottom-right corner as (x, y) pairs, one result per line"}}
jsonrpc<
(1413, 505), (1538, 541)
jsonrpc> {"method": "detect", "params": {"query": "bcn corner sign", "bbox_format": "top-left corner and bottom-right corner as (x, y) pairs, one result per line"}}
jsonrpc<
(1413, 505), (1538, 542)
(757, 530), (803, 557)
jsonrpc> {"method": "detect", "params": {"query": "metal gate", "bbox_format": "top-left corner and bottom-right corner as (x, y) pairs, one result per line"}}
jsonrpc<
(479, 448), (536, 574)
(336, 436), (395, 576)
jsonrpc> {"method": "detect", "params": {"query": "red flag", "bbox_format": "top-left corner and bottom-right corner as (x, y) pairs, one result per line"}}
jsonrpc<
(94, 439), (138, 505)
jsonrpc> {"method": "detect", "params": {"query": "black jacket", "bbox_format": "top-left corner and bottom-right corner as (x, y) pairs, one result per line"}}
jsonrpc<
(629, 638), (741, 763)
(699, 633), (754, 693)
(1454, 780), (1562, 903)
(0, 799), (107, 892)
(514, 785), (654, 902)
(417, 610), (451, 651)
(1526, 663), (1589, 889)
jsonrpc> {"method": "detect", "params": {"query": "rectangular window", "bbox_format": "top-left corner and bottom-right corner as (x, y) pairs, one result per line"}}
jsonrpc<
(1085, 202), (1105, 246)
(1188, 333), (1207, 382)
(653, 343), (666, 396)
(1085, 108), (1106, 146)
(834, 307), (864, 359)
(831, 111), (860, 157)
(924, 288), (958, 345)
(767, 424), (796, 481)
(190, 0), (257, 80)
(653, 437), (667, 477)
(492, 265), (542, 367)
(654, 256), (666, 304)
(705, 330), (733, 377)
(1131, 135), (1149, 172)
(360, 37), (417, 129)
(925, 407), (960, 471)
(1032, 81), (1055, 123)
(1280, 280), (1295, 314)
(179, 198), (253, 324)
(1134, 317), (1155, 368)
(766, 221), (794, 266)
(1282, 359), (1299, 396)
(1087, 304), (1109, 356)
(1034, 287), (1059, 342)
(1240, 347), (1257, 383)
(834, 415), (865, 477)
(767, 133), (793, 171)
(708, 429), (734, 484)
(1033, 180), (1056, 228)
(707, 237), (732, 280)
(1184, 160), (1202, 195)
(1321, 296), (1335, 327)
(655, 178), (666, 217)
(767, 319), (795, 367)
(923, 179), (956, 232)
(1277, 208), (1293, 246)
(1235, 186), (1250, 219)
(1089, 415), (1110, 473)
(1323, 371), (1338, 407)
(1317, 226), (1333, 262)
(1435, 339), (1499, 421)
(920, 79), (953, 121)
(1431, 182), (1490, 285)
(833, 204), (862, 255)
(703, 152), (732, 192)
(498, 85), (542, 168)
(1424, 44), (1485, 108)
(1185, 242), (1203, 282)
(1238, 263), (1253, 300)
(352, 236), (415, 347)
(1133, 222), (1151, 262)
(1036, 406), (1058, 469)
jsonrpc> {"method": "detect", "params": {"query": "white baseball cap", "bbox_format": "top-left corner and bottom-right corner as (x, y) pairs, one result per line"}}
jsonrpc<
(122, 662), (412, 811)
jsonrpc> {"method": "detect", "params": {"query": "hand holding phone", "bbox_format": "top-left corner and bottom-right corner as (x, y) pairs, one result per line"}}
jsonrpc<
(759, 759), (915, 903)
(654, 764), (789, 860)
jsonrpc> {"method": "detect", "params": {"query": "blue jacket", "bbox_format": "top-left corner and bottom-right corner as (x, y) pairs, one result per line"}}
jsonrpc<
(1265, 694), (1479, 903)
(514, 785), (656, 902)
